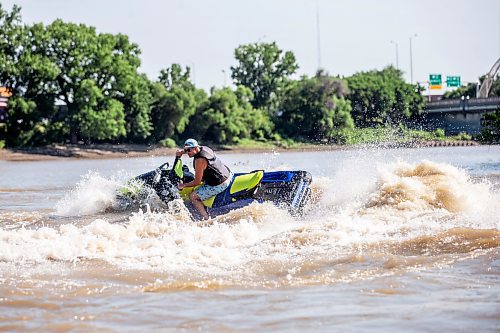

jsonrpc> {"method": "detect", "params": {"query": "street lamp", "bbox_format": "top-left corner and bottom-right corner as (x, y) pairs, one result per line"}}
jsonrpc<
(390, 40), (399, 70)
(409, 33), (417, 84)
(461, 95), (470, 114)
(316, 0), (322, 70)
(221, 69), (227, 86)
(189, 62), (196, 86)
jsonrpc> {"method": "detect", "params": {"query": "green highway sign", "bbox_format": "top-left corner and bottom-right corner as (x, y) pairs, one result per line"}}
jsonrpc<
(446, 76), (461, 87)
(429, 74), (442, 85)
(429, 74), (442, 89)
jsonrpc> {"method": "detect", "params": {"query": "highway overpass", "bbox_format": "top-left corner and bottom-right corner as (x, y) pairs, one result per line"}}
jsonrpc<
(423, 97), (500, 134)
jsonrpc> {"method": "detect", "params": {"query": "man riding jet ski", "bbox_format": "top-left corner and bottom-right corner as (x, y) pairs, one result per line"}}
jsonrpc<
(116, 139), (312, 220)
(176, 139), (234, 220)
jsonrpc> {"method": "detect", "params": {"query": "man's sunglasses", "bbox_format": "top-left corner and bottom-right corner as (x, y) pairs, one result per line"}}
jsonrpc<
(184, 147), (195, 153)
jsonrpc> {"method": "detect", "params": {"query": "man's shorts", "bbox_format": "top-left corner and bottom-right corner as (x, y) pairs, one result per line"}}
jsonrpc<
(195, 173), (234, 201)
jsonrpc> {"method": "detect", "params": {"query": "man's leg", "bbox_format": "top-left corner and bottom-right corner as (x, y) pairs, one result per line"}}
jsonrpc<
(189, 191), (209, 220)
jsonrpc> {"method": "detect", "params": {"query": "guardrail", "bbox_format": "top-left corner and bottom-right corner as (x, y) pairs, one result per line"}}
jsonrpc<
(425, 97), (500, 110)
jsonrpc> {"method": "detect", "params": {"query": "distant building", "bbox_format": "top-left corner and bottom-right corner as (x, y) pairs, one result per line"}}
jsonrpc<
(0, 87), (12, 122)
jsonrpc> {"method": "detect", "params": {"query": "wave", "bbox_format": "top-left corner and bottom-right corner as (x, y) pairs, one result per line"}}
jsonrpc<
(0, 160), (498, 288)
(55, 171), (124, 216)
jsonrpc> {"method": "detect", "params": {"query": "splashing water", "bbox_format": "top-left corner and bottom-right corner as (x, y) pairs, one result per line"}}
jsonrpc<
(1, 160), (497, 280)
(54, 171), (168, 216)
(2, 149), (499, 333)
(55, 171), (124, 216)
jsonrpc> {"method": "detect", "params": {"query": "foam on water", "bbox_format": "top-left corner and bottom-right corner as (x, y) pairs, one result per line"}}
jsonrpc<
(55, 171), (124, 216)
(54, 170), (168, 216)
(0, 202), (296, 272)
(1, 160), (498, 285)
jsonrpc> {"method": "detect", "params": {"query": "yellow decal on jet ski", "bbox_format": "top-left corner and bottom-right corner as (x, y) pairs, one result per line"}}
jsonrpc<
(230, 171), (263, 194)
(173, 158), (184, 178)
(179, 171), (262, 208)
(180, 186), (216, 208)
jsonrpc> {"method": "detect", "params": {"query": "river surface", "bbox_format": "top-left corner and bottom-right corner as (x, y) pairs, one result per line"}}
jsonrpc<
(0, 146), (499, 332)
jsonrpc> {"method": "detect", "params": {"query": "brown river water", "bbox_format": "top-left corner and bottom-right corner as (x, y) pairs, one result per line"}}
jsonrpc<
(0, 146), (499, 332)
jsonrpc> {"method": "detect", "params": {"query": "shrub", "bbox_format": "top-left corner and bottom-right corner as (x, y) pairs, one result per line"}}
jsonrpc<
(433, 128), (445, 138)
(160, 138), (177, 148)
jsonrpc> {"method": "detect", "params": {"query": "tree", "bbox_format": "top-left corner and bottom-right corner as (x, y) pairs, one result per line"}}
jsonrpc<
(346, 66), (425, 127)
(231, 42), (298, 111)
(0, 5), (62, 146)
(478, 109), (500, 143)
(277, 71), (353, 140)
(185, 86), (274, 144)
(442, 83), (477, 100)
(150, 64), (206, 142)
(40, 20), (151, 142)
(444, 74), (500, 100)
(1, 5), (153, 146)
(73, 79), (126, 141)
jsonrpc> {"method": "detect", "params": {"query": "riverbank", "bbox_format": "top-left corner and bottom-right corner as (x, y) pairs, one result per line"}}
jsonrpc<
(0, 140), (481, 162)
(0, 143), (338, 161)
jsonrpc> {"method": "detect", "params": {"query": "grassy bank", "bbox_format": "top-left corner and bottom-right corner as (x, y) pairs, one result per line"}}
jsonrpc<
(213, 128), (475, 151)
(0, 128), (481, 162)
(333, 127), (472, 145)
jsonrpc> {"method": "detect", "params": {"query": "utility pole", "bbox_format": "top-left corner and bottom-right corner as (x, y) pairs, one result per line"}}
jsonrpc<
(190, 62), (196, 86)
(221, 69), (227, 87)
(409, 34), (417, 84)
(316, 1), (322, 70)
(390, 40), (399, 70)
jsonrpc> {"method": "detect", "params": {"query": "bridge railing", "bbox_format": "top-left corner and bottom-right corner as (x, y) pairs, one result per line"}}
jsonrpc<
(425, 97), (500, 110)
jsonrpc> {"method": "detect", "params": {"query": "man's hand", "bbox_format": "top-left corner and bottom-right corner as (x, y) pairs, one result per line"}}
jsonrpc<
(175, 149), (185, 157)
(177, 183), (184, 190)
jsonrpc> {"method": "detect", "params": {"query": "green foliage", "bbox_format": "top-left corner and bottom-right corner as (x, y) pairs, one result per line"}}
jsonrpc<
(4, 96), (38, 146)
(150, 64), (206, 142)
(443, 75), (500, 99)
(478, 110), (500, 143)
(0, 5), (490, 149)
(489, 76), (500, 97)
(159, 64), (194, 90)
(433, 128), (445, 138)
(0, 4), (25, 90)
(346, 66), (425, 127)
(0, 140), (5, 149)
(73, 79), (126, 141)
(117, 73), (153, 142)
(453, 132), (472, 141)
(277, 71), (353, 140)
(442, 83), (477, 99)
(332, 126), (470, 145)
(185, 86), (274, 144)
(160, 138), (177, 148)
(231, 42), (298, 110)
(0, 5), (152, 145)
(41, 20), (150, 142)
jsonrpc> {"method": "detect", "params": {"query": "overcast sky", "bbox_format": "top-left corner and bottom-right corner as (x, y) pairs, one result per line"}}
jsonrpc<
(3, 0), (500, 91)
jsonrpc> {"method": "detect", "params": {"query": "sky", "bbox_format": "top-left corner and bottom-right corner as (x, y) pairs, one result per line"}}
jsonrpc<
(2, 0), (500, 91)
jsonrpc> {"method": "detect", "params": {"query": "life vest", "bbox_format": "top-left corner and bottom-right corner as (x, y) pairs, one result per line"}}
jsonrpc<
(193, 146), (231, 186)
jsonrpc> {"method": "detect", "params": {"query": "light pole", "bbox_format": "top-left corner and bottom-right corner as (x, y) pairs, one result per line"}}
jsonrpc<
(390, 40), (399, 70)
(461, 95), (470, 114)
(221, 69), (227, 87)
(409, 34), (417, 84)
(316, 0), (322, 70)
(189, 62), (196, 86)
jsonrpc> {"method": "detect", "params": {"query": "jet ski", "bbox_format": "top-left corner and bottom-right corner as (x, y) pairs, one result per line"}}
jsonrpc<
(116, 157), (312, 219)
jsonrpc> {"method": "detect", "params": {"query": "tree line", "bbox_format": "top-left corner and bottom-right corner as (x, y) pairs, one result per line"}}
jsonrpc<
(0, 4), (456, 148)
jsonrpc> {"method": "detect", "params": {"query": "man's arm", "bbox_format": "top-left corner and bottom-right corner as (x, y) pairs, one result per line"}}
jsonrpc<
(178, 158), (207, 189)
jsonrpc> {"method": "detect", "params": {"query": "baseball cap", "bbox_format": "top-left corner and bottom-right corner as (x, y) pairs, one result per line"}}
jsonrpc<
(184, 138), (199, 148)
